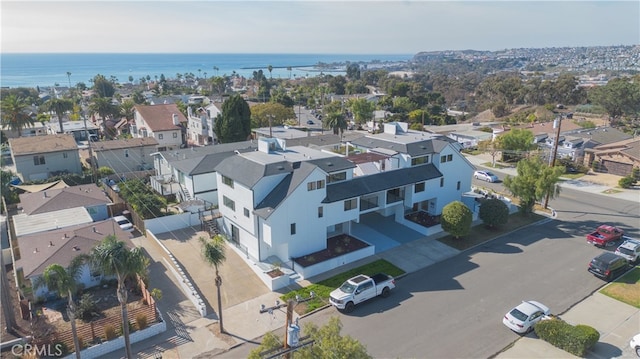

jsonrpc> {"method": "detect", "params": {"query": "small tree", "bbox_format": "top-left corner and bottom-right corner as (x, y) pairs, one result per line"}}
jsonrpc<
(479, 198), (509, 228)
(248, 317), (371, 359)
(441, 201), (473, 239)
(214, 94), (251, 143)
(503, 157), (564, 215)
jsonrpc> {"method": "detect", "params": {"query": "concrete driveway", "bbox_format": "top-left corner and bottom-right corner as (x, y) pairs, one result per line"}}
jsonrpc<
(152, 226), (269, 313)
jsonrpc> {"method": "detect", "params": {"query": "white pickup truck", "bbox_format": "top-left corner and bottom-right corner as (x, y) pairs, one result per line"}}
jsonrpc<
(329, 273), (396, 313)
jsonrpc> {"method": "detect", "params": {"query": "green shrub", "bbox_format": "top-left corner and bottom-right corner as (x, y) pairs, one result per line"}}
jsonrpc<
(619, 176), (636, 189)
(76, 293), (99, 321)
(478, 198), (509, 228)
(535, 318), (599, 357)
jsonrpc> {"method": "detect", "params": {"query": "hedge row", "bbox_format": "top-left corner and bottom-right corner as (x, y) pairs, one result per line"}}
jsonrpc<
(534, 318), (599, 357)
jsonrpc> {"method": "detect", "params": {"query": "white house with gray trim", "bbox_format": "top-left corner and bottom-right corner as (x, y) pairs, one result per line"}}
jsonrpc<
(214, 122), (475, 286)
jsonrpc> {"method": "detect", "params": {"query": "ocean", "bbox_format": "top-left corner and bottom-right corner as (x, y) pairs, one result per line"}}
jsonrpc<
(0, 53), (412, 89)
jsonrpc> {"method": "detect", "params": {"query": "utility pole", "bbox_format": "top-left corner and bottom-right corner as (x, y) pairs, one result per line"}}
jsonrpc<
(544, 115), (562, 209)
(259, 293), (315, 359)
(83, 106), (97, 184)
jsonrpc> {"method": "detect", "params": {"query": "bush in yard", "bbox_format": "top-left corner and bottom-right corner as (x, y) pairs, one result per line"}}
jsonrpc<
(136, 313), (148, 330)
(76, 293), (99, 321)
(104, 325), (117, 341)
(478, 198), (509, 228)
(534, 318), (599, 357)
(441, 201), (473, 239)
(619, 176), (636, 189)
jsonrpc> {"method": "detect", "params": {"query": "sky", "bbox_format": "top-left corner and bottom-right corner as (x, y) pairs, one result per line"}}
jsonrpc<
(1, 1), (638, 54)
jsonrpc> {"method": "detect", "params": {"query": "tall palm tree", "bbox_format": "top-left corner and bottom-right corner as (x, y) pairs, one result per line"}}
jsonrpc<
(0, 94), (34, 136)
(89, 97), (117, 121)
(32, 256), (87, 359)
(89, 235), (146, 359)
(324, 100), (348, 140)
(199, 235), (226, 333)
(43, 98), (73, 133)
(67, 72), (72, 88)
(267, 65), (273, 79)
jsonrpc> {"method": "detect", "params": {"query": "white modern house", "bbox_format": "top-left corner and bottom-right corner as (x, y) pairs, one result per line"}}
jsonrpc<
(214, 122), (475, 288)
(132, 104), (186, 151)
(186, 103), (221, 146)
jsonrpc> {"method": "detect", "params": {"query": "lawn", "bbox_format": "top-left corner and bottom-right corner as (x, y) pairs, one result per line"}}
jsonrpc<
(281, 259), (405, 314)
(435, 212), (546, 251)
(599, 267), (640, 308)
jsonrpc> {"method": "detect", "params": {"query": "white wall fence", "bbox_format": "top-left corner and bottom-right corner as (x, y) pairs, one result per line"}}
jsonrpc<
(63, 312), (166, 359)
(144, 212), (201, 233)
(145, 229), (207, 317)
(295, 246), (375, 280)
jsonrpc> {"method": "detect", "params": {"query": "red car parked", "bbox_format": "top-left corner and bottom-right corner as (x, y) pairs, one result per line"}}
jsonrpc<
(586, 225), (625, 247)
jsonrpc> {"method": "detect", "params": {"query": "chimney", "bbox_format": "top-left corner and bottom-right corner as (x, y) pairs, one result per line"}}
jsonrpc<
(93, 226), (97, 233)
(172, 113), (179, 125)
(43, 191), (47, 198)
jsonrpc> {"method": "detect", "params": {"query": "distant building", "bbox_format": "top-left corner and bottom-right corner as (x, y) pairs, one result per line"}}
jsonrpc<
(132, 104), (187, 151)
(9, 134), (82, 181)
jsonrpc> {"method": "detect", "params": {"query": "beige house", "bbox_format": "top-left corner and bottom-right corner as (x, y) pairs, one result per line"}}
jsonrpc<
(132, 104), (186, 151)
(9, 134), (82, 181)
(92, 137), (159, 173)
(583, 137), (640, 176)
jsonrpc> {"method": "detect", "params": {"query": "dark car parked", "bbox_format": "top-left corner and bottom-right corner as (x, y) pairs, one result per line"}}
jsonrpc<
(588, 252), (629, 281)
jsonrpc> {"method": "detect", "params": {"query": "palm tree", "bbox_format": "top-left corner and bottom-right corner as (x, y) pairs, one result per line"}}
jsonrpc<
(43, 98), (73, 133)
(32, 256), (87, 359)
(324, 100), (348, 140)
(213, 66), (219, 76)
(267, 65), (273, 79)
(89, 97), (117, 121)
(199, 235), (226, 333)
(0, 94), (34, 136)
(287, 66), (292, 79)
(67, 72), (72, 88)
(89, 235), (147, 359)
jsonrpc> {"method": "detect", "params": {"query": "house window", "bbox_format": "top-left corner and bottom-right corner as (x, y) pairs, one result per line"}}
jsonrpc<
(327, 172), (346, 183)
(307, 181), (316, 191)
(33, 155), (45, 166)
(290, 223), (296, 235)
(244, 208), (250, 218)
(344, 198), (357, 211)
(173, 132), (178, 138)
(159, 134), (164, 140)
(415, 182), (425, 193)
(411, 156), (428, 166)
(222, 175), (234, 188)
(440, 178), (444, 187)
(124, 149), (129, 158)
(318, 206), (323, 218)
(63, 152), (68, 159)
(223, 196), (235, 211)
(441, 154), (453, 163)
(316, 180), (325, 189)
(457, 181), (461, 190)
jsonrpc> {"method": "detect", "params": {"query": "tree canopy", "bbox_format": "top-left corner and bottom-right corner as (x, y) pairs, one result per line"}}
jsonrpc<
(214, 95), (251, 143)
(502, 157), (564, 214)
(250, 102), (295, 128)
(497, 128), (536, 162)
(1, 94), (35, 135)
(479, 198), (510, 228)
(441, 201), (473, 239)
(248, 317), (371, 359)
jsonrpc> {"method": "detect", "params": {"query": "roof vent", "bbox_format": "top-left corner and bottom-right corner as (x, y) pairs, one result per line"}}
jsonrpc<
(43, 191), (47, 198)
(48, 241), (54, 247)
(34, 248), (39, 253)
(73, 246), (80, 251)
(92, 226), (97, 233)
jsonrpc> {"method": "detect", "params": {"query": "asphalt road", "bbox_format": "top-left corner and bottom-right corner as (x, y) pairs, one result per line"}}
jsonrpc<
(219, 188), (638, 358)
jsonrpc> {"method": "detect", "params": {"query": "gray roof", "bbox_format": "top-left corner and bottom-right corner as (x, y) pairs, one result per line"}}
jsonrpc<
(13, 207), (94, 236)
(163, 141), (258, 175)
(572, 127), (633, 147)
(254, 162), (317, 219)
(349, 136), (453, 156)
(323, 163), (443, 203)
(307, 157), (356, 173)
(215, 156), (293, 188)
(19, 184), (111, 215)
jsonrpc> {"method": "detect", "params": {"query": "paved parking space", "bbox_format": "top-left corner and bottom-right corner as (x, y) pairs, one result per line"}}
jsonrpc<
(152, 227), (269, 313)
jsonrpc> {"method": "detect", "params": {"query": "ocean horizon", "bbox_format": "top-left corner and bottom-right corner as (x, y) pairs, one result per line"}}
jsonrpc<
(0, 53), (412, 89)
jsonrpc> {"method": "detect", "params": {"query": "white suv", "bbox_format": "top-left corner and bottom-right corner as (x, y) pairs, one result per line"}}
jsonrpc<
(615, 238), (640, 264)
